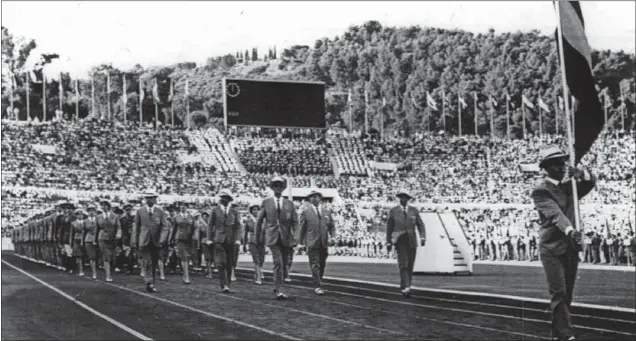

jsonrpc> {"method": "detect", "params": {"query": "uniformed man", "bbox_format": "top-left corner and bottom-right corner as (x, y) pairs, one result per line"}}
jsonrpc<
(171, 201), (197, 284)
(132, 190), (170, 293)
(70, 208), (87, 276)
(531, 146), (596, 341)
(385, 189), (426, 298)
(299, 189), (335, 295)
(116, 202), (136, 274)
(255, 176), (300, 300)
(206, 190), (241, 293)
(97, 201), (121, 282)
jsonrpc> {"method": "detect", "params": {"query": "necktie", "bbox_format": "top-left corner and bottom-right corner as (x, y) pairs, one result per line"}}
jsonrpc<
(403, 206), (408, 220)
(276, 198), (281, 219)
(315, 205), (321, 220)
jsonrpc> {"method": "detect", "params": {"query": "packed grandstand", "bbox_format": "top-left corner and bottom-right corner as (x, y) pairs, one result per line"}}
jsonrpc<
(2, 119), (634, 265)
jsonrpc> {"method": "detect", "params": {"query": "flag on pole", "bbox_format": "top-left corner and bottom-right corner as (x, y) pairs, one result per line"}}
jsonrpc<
(442, 90), (450, 105)
(555, 1), (604, 163)
(489, 95), (498, 108)
(458, 96), (467, 108)
(538, 98), (550, 112)
(426, 91), (437, 110)
(558, 96), (564, 110)
(522, 95), (535, 109)
(185, 78), (189, 97)
(168, 79), (174, 102)
(122, 75), (128, 105)
(506, 93), (515, 109)
(382, 96), (386, 107)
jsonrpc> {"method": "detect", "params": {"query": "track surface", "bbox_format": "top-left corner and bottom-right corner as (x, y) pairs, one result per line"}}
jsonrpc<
(2, 252), (634, 340)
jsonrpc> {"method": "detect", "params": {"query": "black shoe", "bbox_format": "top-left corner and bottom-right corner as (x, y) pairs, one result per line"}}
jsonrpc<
(146, 284), (158, 293)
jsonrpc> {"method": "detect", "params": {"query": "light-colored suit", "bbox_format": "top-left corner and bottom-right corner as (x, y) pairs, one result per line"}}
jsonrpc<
(531, 173), (595, 340)
(299, 204), (335, 288)
(132, 205), (170, 285)
(208, 205), (240, 288)
(255, 196), (299, 291)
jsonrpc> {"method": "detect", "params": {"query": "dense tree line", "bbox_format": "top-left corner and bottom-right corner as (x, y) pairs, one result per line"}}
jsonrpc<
(2, 22), (634, 135)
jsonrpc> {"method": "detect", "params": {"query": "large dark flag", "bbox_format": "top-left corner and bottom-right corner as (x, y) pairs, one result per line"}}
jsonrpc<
(555, 1), (604, 164)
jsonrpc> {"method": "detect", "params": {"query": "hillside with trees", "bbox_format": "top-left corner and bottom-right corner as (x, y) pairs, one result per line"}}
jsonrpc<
(2, 21), (634, 136)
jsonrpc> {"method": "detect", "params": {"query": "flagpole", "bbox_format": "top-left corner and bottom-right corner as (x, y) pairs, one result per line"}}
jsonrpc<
(380, 97), (385, 141)
(106, 72), (111, 120)
(186, 79), (190, 129)
(458, 93), (462, 137)
(522, 103), (526, 139)
(603, 90), (608, 125)
(10, 74), (15, 120)
(59, 73), (63, 118)
(91, 74), (95, 119)
(348, 89), (353, 132)
(442, 90), (446, 132)
(171, 79), (174, 126)
(122, 75), (127, 124)
(555, 3), (582, 234)
(43, 72), (48, 122)
(25, 74), (30, 121)
(364, 87), (369, 134)
(506, 94), (510, 139)
(539, 105), (543, 136)
(139, 79), (143, 127)
(489, 95), (494, 139)
(556, 96), (560, 135)
(75, 78), (79, 121)
(473, 92), (477, 136)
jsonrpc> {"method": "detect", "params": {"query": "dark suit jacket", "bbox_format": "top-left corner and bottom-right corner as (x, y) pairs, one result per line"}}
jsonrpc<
(299, 205), (334, 249)
(207, 205), (241, 244)
(531, 174), (596, 256)
(255, 196), (299, 247)
(386, 205), (426, 249)
(118, 214), (135, 246)
(132, 205), (170, 248)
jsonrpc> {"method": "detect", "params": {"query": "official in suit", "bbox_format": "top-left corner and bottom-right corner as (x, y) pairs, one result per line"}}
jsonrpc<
(171, 201), (197, 284)
(207, 190), (241, 292)
(299, 190), (335, 295)
(244, 204), (266, 284)
(531, 146), (596, 341)
(83, 205), (99, 279)
(386, 189), (426, 298)
(255, 176), (300, 300)
(97, 201), (122, 283)
(132, 190), (170, 293)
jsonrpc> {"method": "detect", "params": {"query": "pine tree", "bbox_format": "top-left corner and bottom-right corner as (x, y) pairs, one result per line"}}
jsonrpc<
(252, 47), (258, 61)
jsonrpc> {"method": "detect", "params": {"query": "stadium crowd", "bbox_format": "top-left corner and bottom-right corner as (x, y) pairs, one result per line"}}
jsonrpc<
(2, 119), (634, 266)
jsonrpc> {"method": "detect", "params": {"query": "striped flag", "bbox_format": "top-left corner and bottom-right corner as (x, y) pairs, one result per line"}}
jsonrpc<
(555, 1), (604, 163)
(538, 98), (550, 113)
(522, 95), (535, 109)
(426, 91), (437, 110)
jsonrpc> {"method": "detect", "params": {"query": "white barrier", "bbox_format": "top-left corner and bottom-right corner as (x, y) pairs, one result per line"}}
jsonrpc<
(413, 213), (455, 274)
(439, 212), (473, 273)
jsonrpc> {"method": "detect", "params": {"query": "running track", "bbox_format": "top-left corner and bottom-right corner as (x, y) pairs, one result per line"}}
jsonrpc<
(2, 252), (634, 340)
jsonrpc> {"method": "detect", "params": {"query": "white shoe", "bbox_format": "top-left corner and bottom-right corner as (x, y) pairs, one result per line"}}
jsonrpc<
(254, 280), (262, 285)
(284, 277), (291, 283)
(222, 286), (230, 293)
(231, 275), (237, 282)
(315, 288), (324, 295)
(276, 292), (288, 300)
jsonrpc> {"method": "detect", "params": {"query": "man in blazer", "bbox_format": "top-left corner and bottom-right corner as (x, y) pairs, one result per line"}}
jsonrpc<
(116, 202), (136, 275)
(207, 190), (241, 292)
(132, 190), (170, 293)
(299, 190), (335, 295)
(386, 189), (425, 298)
(531, 146), (596, 341)
(255, 176), (299, 300)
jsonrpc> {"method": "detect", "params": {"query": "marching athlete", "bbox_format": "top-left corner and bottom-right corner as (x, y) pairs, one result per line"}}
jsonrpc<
(84, 205), (99, 279)
(386, 189), (426, 298)
(70, 208), (87, 276)
(171, 201), (197, 284)
(207, 190), (241, 292)
(197, 210), (213, 278)
(531, 146), (596, 341)
(116, 202), (136, 274)
(244, 204), (266, 284)
(255, 176), (299, 300)
(299, 190), (335, 295)
(97, 201), (122, 282)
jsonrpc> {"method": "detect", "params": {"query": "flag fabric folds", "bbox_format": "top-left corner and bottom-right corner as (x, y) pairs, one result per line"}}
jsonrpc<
(555, 1), (604, 164)
(459, 96), (467, 108)
(538, 98), (550, 112)
(522, 95), (535, 109)
(152, 78), (160, 104)
(426, 91), (438, 111)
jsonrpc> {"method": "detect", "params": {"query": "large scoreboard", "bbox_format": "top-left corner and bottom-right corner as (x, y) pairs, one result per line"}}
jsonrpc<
(223, 78), (326, 129)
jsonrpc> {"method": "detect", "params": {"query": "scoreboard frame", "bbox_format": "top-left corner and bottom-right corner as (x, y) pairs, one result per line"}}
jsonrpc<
(222, 77), (327, 130)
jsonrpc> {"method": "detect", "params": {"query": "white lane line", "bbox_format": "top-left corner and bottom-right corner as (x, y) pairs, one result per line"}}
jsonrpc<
(237, 266), (635, 314)
(236, 269), (636, 337)
(99, 281), (303, 341)
(178, 284), (407, 337)
(2, 260), (153, 341)
(286, 287), (551, 340)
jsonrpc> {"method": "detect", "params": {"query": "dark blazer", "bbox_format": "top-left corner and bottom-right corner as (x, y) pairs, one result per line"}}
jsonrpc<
(207, 205), (241, 244)
(118, 214), (135, 246)
(255, 196), (299, 247)
(386, 205), (426, 249)
(132, 205), (170, 248)
(531, 174), (596, 256)
(299, 205), (335, 249)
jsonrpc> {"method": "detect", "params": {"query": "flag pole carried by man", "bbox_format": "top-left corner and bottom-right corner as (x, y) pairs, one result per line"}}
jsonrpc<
(530, 2), (606, 340)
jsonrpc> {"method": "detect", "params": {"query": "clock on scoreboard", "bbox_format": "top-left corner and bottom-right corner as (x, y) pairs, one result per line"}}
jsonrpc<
(223, 78), (326, 129)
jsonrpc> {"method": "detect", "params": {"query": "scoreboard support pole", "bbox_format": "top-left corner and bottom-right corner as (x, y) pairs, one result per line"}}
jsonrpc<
(222, 77), (228, 132)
